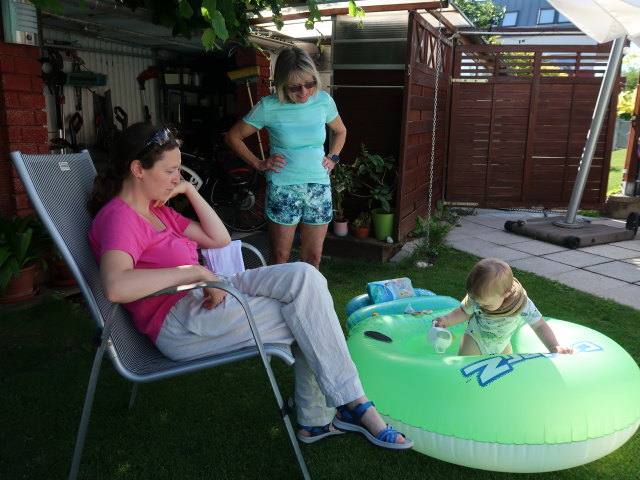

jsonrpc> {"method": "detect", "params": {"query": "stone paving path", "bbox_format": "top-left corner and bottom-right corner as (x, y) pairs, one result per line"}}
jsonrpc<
(442, 209), (640, 311)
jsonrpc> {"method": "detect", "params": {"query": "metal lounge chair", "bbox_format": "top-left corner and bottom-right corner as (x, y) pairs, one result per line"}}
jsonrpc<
(10, 151), (310, 480)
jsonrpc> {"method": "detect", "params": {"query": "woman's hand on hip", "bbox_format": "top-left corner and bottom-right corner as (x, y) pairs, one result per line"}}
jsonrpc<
(323, 155), (338, 173)
(257, 154), (285, 173)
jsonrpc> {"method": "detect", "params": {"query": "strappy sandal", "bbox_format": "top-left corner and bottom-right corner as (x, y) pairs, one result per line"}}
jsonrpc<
(296, 423), (344, 444)
(333, 401), (414, 451)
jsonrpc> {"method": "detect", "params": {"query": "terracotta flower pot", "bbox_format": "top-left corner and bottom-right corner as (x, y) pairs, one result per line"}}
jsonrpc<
(350, 225), (371, 239)
(52, 258), (77, 286)
(0, 264), (38, 303)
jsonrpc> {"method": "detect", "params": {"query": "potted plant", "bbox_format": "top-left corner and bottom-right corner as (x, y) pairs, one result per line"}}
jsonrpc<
(51, 248), (77, 286)
(350, 144), (397, 241)
(330, 162), (353, 237)
(350, 211), (372, 238)
(0, 213), (49, 302)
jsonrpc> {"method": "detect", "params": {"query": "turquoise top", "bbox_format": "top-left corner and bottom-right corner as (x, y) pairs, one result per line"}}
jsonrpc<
(243, 91), (339, 186)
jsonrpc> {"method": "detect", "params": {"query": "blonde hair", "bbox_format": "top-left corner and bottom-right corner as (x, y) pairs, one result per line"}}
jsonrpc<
(465, 258), (513, 300)
(273, 46), (321, 104)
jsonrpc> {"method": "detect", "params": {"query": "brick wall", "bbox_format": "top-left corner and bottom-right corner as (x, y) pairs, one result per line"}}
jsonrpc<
(233, 47), (271, 160)
(0, 41), (49, 217)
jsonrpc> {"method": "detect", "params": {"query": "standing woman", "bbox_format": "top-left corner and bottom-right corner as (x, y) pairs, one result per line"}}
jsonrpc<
(226, 46), (346, 269)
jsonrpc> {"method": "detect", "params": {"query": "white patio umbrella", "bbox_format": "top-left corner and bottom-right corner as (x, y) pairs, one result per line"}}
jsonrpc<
(547, 0), (640, 224)
(548, 0), (640, 45)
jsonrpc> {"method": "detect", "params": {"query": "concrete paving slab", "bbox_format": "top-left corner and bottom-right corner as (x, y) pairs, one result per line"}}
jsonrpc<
(475, 230), (532, 245)
(542, 250), (611, 268)
(623, 257), (640, 267)
(614, 240), (640, 252)
(509, 240), (568, 256)
(474, 209), (546, 221)
(451, 220), (496, 236)
(446, 237), (531, 262)
(443, 230), (470, 245)
(444, 236), (492, 254)
(585, 261), (640, 283)
(598, 283), (640, 310)
(463, 215), (510, 230)
(549, 270), (629, 297)
(510, 256), (575, 277)
(481, 246), (533, 262)
(442, 208), (640, 311)
(579, 244), (639, 260)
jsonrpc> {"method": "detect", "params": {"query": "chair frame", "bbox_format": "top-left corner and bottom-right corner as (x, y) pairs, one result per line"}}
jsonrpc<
(10, 151), (310, 480)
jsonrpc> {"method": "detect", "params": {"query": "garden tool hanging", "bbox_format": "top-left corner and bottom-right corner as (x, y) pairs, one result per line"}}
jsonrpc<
(137, 66), (159, 123)
(39, 48), (66, 138)
(68, 50), (85, 111)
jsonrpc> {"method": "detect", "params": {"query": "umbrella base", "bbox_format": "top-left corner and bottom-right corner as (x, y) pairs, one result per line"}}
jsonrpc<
(504, 215), (636, 249)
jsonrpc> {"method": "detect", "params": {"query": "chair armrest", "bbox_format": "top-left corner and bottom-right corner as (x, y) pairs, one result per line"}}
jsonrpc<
(148, 280), (241, 299)
(146, 281), (281, 363)
(241, 242), (267, 267)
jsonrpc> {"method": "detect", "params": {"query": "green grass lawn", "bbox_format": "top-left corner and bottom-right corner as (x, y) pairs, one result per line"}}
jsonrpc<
(1, 249), (639, 479)
(608, 149), (627, 194)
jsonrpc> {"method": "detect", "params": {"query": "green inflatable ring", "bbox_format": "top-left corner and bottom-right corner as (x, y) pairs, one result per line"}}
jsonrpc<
(346, 300), (640, 473)
(346, 295), (460, 331)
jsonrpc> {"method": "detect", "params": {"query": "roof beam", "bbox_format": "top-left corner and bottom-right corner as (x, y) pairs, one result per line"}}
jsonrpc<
(458, 26), (582, 34)
(427, 9), (456, 33)
(249, 2), (447, 25)
(40, 10), (202, 51)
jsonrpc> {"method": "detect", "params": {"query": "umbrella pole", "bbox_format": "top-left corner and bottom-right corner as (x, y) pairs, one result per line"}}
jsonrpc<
(563, 36), (626, 225)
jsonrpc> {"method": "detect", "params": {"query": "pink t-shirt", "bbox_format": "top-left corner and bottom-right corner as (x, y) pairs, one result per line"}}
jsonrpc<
(88, 197), (197, 342)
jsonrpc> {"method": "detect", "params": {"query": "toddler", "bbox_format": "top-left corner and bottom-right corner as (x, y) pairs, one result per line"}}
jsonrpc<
(433, 258), (574, 356)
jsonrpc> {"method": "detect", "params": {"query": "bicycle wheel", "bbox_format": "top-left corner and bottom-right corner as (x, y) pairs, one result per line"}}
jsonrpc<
(208, 173), (267, 232)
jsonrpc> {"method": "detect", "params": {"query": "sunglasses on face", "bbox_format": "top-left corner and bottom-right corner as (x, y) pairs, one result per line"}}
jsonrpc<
(287, 79), (317, 93)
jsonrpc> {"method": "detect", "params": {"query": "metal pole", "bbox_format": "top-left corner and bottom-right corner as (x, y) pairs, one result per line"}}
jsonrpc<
(563, 36), (626, 225)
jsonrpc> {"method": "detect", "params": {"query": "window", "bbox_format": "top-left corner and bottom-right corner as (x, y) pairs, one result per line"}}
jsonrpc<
(502, 11), (518, 27)
(538, 8), (555, 24)
(558, 13), (570, 23)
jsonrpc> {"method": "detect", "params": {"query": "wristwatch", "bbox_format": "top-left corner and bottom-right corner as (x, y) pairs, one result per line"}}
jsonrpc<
(328, 154), (340, 163)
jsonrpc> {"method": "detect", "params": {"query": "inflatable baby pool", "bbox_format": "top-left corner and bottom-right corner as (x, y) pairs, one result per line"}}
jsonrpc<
(346, 297), (640, 473)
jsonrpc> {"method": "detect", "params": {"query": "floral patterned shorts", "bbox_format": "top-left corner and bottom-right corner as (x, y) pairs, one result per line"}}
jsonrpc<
(266, 182), (332, 225)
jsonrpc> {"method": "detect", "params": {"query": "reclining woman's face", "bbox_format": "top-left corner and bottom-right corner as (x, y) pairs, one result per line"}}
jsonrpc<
(136, 147), (182, 201)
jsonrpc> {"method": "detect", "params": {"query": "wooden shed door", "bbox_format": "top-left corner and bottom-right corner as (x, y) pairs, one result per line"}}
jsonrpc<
(446, 44), (618, 209)
(396, 11), (451, 240)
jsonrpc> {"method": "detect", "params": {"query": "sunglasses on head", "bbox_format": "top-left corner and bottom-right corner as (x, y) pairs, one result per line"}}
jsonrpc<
(137, 128), (173, 157)
(145, 129), (172, 147)
(287, 79), (317, 93)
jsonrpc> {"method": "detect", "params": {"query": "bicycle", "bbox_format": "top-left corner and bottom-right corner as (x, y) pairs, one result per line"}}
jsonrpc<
(179, 141), (267, 233)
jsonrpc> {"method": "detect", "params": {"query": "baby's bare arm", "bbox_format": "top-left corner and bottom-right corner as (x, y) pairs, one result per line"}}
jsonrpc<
(531, 318), (574, 354)
(433, 307), (471, 328)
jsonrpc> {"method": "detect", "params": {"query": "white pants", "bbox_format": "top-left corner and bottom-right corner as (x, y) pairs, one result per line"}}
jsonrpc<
(155, 262), (364, 426)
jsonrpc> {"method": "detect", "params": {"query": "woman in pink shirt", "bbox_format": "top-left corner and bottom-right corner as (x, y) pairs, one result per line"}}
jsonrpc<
(88, 123), (412, 450)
